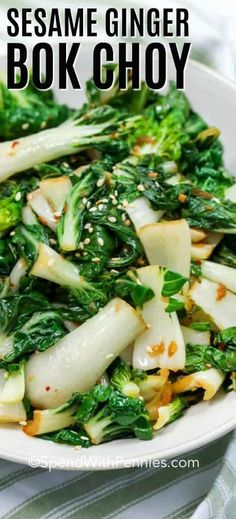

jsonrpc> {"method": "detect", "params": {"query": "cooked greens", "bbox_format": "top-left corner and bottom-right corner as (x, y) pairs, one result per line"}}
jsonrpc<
(0, 69), (235, 446)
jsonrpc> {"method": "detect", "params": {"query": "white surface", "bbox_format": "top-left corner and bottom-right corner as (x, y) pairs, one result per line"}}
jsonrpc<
(0, 55), (236, 469)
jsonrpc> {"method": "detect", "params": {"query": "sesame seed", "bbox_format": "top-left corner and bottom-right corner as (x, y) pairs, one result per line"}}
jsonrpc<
(102, 198), (108, 203)
(75, 445), (82, 451)
(122, 200), (129, 208)
(125, 219), (131, 226)
(49, 238), (57, 245)
(88, 227), (93, 234)
(15, 192), (21, 202)
(92, 257), (100, 263)
(40, 121), (47, 129)
(3, 372), (9, 379)
(75, 252), (81, 258)
(22, 122), (29, 130)
(110, 269), (119, 274)
(137, 184), (145, 192)
(122, 213), (126, 221)
(86, 201), (91, 209)
(84, 238), (90, 245)
(63, 162), (69, 168)
(10, 230), (15, 236)
(98, 204), (104, 211)
(96, 178), (105, 187)
(114, 190), (118, 197)
(112, 199), (118, 205)
(83, 251), (88, 256)
(108, 216), (116, 223)
(98, 237), (104, 246)
(84, 223), (91, 230)
(48, 259), (55, 267)
(89, 207), (97, 213)
(19, 420), (27, 426)
(82, 197), (87, 205)
(109, 194), (115, 200)
(79, 242), (84, 250)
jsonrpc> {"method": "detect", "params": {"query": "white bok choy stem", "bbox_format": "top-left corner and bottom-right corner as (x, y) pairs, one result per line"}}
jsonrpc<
(138, 369), (169, 402)
(138, 220), (191, 277)
(181, 326), (211, 346)
(0, 365), (25, 404)
(0, 335), (14, 360)
(27, 189), (57, 231)
(153, 396), (186, 431)
(190, 228), (207, 243)
(126, 197), (164, 232)
(22, 205), (38, 226)
(0, 118), (110, 181)
(201, 260), (236, 293)
(9, 258), (28, 291)
(191, 232), (223, 260)
(24, 406), (77, 436)
(120, 343), (134, 365)
(39, 176), (72, 216)
(172, 368), (225, 400)
(189, 279), (236, 330)
(30, 243), (83, 288)
(191, 243), (214, 260)
(0, 402), (26, 423)
(133, 266), (185, 371)
(25, 298), (146, 409)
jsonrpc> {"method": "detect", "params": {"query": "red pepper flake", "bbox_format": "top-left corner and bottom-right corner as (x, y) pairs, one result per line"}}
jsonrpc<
(11, 140), (20, 149)
(216, 283), (227, 301)
(45, 385), (51, 392)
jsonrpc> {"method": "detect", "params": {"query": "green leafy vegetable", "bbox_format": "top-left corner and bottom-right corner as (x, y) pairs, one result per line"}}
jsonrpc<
(109, 358), (140, 397)
(41, 428), (90, 448)
(0, 76), (71, 140)
(154, 397), (188, 430)
(57, 168), (97, 252)
(0, 239), (16, 276)
(190, 322), (211, 331)
(214, 327), (236, 349)
(185, 343), (236, 373)
(0, 310), (67, 367)
(76, 384), (152, 444)
(162, 270), (188, 297)
(165, 297), (185, 313)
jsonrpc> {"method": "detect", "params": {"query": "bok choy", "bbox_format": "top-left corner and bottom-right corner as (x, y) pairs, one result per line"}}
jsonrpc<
(0, 71), (235, 444)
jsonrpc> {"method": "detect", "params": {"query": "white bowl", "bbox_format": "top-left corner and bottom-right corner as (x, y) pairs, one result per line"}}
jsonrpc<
(0, 52), (236, 469)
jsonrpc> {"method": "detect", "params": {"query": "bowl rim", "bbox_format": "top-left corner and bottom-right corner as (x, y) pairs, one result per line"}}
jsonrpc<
(0, 411), (235, 470)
